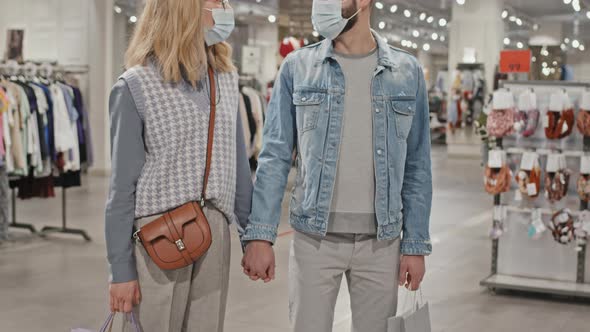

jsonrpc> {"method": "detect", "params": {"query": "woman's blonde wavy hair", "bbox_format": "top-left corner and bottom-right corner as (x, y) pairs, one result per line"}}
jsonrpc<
(125, 0), (235, 86)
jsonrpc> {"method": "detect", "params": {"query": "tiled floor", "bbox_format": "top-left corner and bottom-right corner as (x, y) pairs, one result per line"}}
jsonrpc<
(1, 146), (589, 332)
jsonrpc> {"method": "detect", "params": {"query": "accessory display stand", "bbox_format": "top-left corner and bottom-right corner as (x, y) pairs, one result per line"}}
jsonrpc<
(480, 81), (590, 299)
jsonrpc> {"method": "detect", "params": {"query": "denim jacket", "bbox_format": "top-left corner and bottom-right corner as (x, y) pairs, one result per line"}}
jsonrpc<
(242, 31), (432, 255)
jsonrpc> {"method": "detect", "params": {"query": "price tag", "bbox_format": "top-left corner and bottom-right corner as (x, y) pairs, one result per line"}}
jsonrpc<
(520, 152), (538, 171)
(514, 189), (523, 201)
(527, 183), (537, 196)
(488, 150), (505, 168)
(546, 154), (560, 172)
(493, 89), (514, 110)
(543, 114), (550, 128)
(581, 156), (590, 174)
(549, 92), (565, 111)
(559, 154), (567, 170)
(518, 91), (533, 111)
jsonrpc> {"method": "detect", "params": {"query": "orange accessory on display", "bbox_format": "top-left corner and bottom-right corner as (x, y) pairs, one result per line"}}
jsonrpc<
(484, 165), (512, 195)
(545, 109), (575, 139)
(515, 166), (542, 199)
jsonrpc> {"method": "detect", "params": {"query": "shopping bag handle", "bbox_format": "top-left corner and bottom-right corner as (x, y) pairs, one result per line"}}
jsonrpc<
(100, 312), (141, 332)
(400, 287), (425, 313)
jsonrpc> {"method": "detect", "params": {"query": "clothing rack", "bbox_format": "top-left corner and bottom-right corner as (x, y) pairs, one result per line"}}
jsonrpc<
(2, 62), (92, 242)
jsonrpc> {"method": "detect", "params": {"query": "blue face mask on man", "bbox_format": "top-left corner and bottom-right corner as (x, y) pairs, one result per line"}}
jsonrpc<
(204, 8), (235, 46)
(311, 0), (361, 40)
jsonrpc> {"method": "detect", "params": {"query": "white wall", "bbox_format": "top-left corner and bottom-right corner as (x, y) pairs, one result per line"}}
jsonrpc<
(0, 0), (90, 65)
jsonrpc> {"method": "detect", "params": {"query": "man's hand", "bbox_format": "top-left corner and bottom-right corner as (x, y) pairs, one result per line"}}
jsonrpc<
(242, 241), (276, 283)
(398, 255), (426, 291)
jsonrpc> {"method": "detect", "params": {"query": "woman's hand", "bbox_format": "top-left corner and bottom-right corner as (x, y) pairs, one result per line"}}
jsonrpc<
(110, 280), (141, 313)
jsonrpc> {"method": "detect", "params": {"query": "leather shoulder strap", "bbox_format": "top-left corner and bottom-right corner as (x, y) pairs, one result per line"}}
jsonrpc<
(201, 67), (216, 204)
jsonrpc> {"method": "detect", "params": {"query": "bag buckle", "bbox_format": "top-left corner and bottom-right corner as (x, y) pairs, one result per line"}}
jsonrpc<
(175, 239), (186, 251)
(133, 229), (141, 243)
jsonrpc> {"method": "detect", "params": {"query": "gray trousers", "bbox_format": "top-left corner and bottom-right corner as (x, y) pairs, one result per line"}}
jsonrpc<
(289, 231), (401, 332)
(123, 205), (231, 332)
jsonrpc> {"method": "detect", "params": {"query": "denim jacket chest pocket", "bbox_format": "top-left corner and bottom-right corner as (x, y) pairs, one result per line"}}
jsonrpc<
(390, 98), (416, 139)
(293, 90), (326, 133)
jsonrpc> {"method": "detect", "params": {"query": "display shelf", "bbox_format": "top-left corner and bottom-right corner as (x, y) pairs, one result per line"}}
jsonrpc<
(483, 81), (590, 299)
(480, 274), (590, 299)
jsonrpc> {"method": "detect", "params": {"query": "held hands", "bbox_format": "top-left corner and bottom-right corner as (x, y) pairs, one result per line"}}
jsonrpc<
(242, 240), (276, 283)
(398, 255), (426, 291)
(110, 280), (141, 313)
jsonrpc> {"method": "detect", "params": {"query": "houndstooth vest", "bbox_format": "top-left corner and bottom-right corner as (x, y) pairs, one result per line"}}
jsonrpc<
(121, 63), (238, 223)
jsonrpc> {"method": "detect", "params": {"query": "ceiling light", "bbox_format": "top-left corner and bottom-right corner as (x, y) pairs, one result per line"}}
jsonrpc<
(561, 43), (567, 51)
(587, 11), (590, 19)
(375, 2), (384, 10)
(404, 10), (412, 18)
(580, 44), (586, 51)
(573, 1), (581, 12)
(543, 67), (551, 76)
(379, 21), (386, 30)
(440, 35), (446, 42)
(129, 15), (137, 23)
(509, 16), (516, 22)
(456, 0), (465, 5)
(419, 13), (427, 21)
(256, 0), (261, 2)
(427, 16), (434, 23)
(390, 5), (398, 13)
(423, 43), (431, 51)
(532, 56), (536, 62)
(439, 18), (447, 27)
(542, 62), (548, 68)
(412, 43), (418, 49)
(565, 38), (570, 43)
(516, 18), (523, 26)
(517, 42), (524, 49)
(432, 32), (439, 40)
(572, 39), (580, 48)
(413, 30), (420, 37)
(504, 37), (510, 45)
(553, 61), (558, 66)
(533, 24), (539, 31)
(268, 15), (277, 23)
(312, 31), (319, 38)
(114, 6), (122, 14)
(501, 10), (508, 19)
(401, 40), (408, 47)
(564, 0), (572, 4)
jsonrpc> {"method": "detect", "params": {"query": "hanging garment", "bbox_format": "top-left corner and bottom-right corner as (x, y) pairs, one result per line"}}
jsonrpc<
(484, 164), (512, 195)
(545, 110), (575, 139)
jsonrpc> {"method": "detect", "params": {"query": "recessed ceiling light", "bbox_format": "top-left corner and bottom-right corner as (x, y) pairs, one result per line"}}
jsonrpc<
(572, 39), (580, 48)
(375, 2), (384, 10)
(517, 42), (524, 49)
(509, 16), (516, 22)
(114, 6), (122, 14)
(580, 44), (585, 51)
(419, 13), (427, 21)
(390, 5), (398, 13)
(413, 30), (420, 37)
(516, 18), (523, 26)
(431, 33), (439, 40)
(412, 43), (418, 49)
(456, 0), (465, 5)
(440, 35), (446, 42)
(563, 0), (572, 4)
(504, 37), (510, 45)
(268, 15), (277, 23)
(427, 16), (434, 23)
(379, 21), (386, 30)
(501, 10), (508, 19)
(439, 18), (447, 27)
(404, 10), (412, 18)
(423, 43), (431, 51)
(129, 16), (137, 23)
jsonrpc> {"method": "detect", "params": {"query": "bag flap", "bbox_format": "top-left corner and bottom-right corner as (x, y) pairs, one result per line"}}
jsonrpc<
(167, 202), (201, 239)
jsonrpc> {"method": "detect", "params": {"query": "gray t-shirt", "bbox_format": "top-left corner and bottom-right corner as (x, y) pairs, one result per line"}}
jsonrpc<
(328, 48), (379, 234)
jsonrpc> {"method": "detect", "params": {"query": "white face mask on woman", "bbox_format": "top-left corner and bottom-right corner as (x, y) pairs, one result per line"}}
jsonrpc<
(311, 0), (361, 40)
(204, 8), (235, 46)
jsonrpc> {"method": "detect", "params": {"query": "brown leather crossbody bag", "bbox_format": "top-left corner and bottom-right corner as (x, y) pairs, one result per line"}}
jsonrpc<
(132, 67), (217, 271)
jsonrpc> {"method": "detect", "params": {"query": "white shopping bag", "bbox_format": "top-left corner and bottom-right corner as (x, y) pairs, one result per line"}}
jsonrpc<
(388, 289), (432, 332)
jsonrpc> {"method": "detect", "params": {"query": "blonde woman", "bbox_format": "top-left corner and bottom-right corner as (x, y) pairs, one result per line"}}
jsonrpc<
(105, 0), (252, 331)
